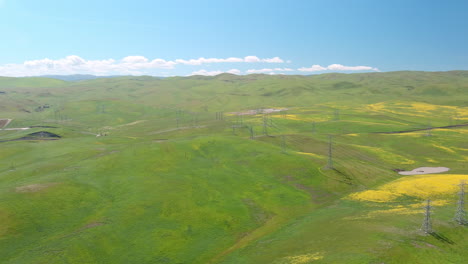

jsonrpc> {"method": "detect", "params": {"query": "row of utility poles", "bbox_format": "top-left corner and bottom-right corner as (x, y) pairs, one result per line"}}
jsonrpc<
(218, 110), (333, 159)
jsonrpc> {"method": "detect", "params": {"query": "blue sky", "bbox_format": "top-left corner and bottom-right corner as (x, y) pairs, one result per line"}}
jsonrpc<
(0, 0), (467, 76)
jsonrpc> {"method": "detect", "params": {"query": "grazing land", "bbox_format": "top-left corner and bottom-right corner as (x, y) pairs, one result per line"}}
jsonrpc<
(0, 71), (467, 263)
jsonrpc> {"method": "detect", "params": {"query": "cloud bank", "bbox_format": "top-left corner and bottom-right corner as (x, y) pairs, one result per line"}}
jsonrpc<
(0, 55), (379, 76)
(246, 68), (294, 74)
(191, 69), (241, 76)
(298, 64), (379, 72)
(0, 55), (285, 77)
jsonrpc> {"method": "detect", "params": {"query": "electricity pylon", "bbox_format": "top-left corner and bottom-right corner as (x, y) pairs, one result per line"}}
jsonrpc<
(334, 109), (340, 121)
(421, 199), (433, 234)
(326, 135), (334, 169)
(281, 135), (286, 153)
(426, 121), (432, 137)
(455, 181), (467, 225)
(262, 114), (268, 135)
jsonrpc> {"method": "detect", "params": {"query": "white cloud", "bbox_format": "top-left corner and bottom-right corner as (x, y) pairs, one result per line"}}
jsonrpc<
(246, 68), (294, 73)
(226, 69), (241, 75)
(190, 69), (240, 76)
(262, 57), (284, 63)
(297, 65), (327, 72)
(298, 64), (379, 72)
(190, 70), (223, 76)
(15, 56), (123, 75)
(174, 57), (244, 65)
(0, 55), (285, 76)
(174, 55), (284, 65)
(327, 64), (379, 71)
(244, 56), (261, 63)
(122, 56), (149, 63)
(243, 56), (284, 63)
(0, 55), (380, 77)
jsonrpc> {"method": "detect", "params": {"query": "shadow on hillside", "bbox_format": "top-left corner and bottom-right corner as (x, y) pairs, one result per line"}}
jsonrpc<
(430, 232), (455, 244)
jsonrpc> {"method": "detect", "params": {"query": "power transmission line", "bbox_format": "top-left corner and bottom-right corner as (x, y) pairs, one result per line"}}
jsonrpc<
(281, 134), (286, 153)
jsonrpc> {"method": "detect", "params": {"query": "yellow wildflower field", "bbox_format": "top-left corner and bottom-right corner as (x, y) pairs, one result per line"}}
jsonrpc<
(453, 129), (468, 134)
(432, 144), (456, 153)
(345, 201), (449, 220)
(270, 114), (328, 122)
(277, 252), (324, 264)
(345, 206), (418, 220)
(366, 102), (468, 119)
(382, 132), (426, 137)
(296, 152), (324, 159)
(349, 174), (468, 203)
(349, 144), (414, 164)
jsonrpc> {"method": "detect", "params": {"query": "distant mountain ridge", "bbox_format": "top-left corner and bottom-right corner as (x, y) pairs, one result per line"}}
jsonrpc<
(38, 74), (169, 81)
(39, 74), (119, 81)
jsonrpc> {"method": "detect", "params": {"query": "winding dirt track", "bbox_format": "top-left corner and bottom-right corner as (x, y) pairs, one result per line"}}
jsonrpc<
(373, 123), (468, 134)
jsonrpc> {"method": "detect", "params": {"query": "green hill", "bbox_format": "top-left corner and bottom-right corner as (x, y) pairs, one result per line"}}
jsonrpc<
(0, 71), (467, 263)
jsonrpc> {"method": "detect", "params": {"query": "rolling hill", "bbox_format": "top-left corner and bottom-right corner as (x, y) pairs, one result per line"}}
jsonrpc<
(0, 71), (467, 263)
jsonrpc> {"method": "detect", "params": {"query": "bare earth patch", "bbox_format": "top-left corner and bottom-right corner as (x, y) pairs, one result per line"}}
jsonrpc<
(79, 222), (106, 231)
(0, 119), (12, 129)
(228, 108), (288, 116)
(117, 120), (147, 127)
(2, 127), (30, 131)
(62, 221), (108, 239)
(15, 183), (59, 193)
(398, 167), (450, 175)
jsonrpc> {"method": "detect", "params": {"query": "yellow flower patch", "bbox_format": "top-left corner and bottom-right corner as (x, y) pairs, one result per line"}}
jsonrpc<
(366, 102), (467, 119)
(432, 144), (456, 153)
(350, 144), (414, 164)
(345, 201), (449, 220)
(271, 114), (328, 122)
(296, 152), (324, 159)
(349, 190), (399, 203)
(279, 252), (324, 264)
(349, 174), (468, 202)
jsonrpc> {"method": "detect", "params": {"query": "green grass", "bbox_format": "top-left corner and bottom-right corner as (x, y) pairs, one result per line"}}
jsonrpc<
(0, 71), (467, 263)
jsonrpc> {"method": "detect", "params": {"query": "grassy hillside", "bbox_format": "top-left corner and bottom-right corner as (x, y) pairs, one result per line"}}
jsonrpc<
(0, 71), (467, 263)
